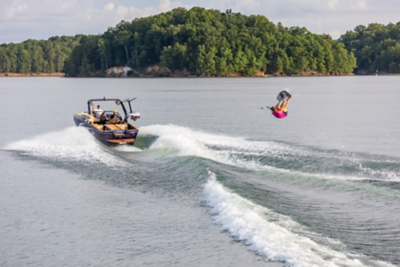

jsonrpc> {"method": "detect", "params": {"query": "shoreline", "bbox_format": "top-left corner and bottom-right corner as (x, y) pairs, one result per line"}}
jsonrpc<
(67, 70), (357, 78)
(2, 72), (399, 78)
(0, 73), (65, 77)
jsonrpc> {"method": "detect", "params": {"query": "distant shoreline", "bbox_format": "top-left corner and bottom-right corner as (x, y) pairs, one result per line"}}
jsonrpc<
(0, 73), (65, 77)
(66, 68), (357, 78)
(2, 72), (399, 78)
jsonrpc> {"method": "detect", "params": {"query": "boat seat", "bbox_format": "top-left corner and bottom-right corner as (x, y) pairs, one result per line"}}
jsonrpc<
(92, 124), (104, 131)
(105, 124), (120, 131)
(116, 123), (128, 130)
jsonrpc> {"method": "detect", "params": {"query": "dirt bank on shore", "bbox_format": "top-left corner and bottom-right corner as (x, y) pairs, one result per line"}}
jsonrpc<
(0, 73), (65, 77)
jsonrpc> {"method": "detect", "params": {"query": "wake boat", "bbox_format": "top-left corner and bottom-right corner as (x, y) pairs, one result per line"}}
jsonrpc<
(74, 97), (140, 145)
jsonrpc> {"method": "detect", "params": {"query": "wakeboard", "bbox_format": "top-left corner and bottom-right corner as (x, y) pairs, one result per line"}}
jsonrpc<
(277, 90), (291, 101)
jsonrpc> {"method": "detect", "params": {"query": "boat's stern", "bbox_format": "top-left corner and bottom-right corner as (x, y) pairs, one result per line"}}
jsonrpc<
(105, 128), (139, 145)
(101, 123), (139, 145)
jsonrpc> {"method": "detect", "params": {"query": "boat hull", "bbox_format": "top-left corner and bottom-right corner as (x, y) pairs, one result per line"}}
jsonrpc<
(74, 115), (138, 146)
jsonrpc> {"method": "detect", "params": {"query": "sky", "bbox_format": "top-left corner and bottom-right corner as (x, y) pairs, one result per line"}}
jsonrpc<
(1, 0), (400, 44)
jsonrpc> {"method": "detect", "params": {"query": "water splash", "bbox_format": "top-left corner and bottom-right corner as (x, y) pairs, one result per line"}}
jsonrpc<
(4, 127), (125, 167)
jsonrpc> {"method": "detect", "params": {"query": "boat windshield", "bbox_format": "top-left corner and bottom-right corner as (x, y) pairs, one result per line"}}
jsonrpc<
(99, 111), (123, 123)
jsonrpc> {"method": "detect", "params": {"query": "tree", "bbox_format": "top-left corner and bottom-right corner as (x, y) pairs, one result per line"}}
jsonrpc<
(98, 38), (109, 70)
(0, 47), (6, 73)
(115, 30), (132, 65)
(339, 22), (400, 72)
(31, 45), (44, 73)
(17, 49), (30, 74)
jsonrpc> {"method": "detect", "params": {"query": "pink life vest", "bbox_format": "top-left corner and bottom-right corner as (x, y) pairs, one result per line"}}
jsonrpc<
(273, 109), (287, 119)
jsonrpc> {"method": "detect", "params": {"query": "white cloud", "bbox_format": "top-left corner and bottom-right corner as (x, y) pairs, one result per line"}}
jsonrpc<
(0, 1), (28, 20)
(356, 1), (367, 10)
(115, 5), (129, 17)
(104, 3), (115, 11)
(328, 0), (338, 10)
(159, 0), (184, 11)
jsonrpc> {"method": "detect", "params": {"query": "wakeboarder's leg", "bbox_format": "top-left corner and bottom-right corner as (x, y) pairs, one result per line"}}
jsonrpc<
(280, 98), (290, 112)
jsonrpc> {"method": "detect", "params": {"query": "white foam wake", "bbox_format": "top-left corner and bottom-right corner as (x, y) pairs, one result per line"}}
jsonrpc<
(140, 124), (400, 183)
(139, 124), (235, 159)
(139, 124), (336, 168)
(4, 127), (124, 167)
(139, 124), (283, 164)
(203, 172), (393, 267)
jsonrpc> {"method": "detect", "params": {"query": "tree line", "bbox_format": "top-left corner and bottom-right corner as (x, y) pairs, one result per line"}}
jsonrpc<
(12, 7), (400, 76)
(0, 35), (82, 74)
(64, 7), (357, 76)
(339, 22), (400, 73)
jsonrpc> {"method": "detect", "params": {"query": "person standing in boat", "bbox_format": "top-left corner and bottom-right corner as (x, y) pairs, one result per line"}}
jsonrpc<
(94, 105), (103, 119)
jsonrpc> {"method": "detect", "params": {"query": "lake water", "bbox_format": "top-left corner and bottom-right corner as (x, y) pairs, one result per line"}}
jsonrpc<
(1, 76), (400, 266)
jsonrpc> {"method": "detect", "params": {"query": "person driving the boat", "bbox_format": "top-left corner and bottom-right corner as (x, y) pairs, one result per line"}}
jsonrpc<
(98, 112), (107, 124)
(109, 110), (120, 124)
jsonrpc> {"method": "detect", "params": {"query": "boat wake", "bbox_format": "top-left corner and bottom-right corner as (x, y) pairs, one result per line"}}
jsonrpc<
(4, 127), (126, 167)
(203, 170), (394, 267)
(4, 124), (400, 266)
(139, 124), (400, 184)
(6, 124), (400, 183)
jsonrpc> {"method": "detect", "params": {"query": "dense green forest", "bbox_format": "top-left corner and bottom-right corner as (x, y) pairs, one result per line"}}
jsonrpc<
(13, 7), (400, 76)
(0, 35), (82, 74)
(63, 7), (357, 76)
(339, 22), (400, 73)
